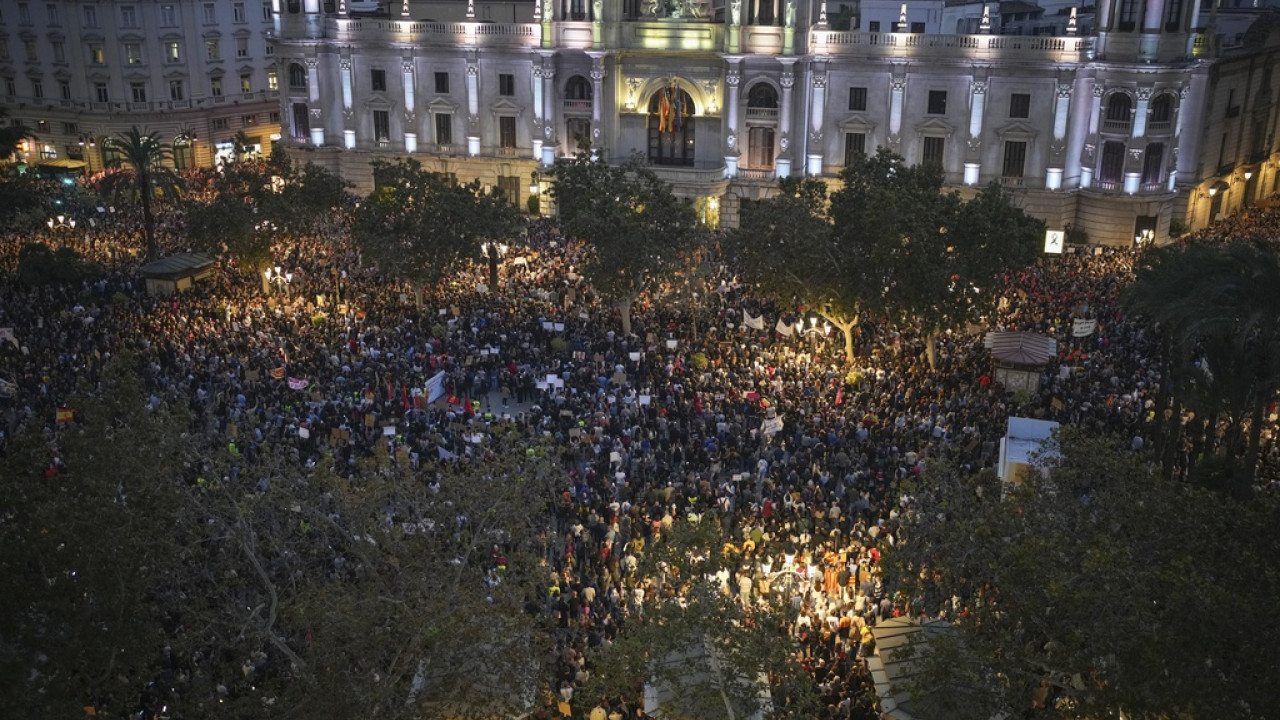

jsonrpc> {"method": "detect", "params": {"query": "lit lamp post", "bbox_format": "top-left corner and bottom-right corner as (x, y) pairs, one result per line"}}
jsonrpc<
(528, 171), (542, 216)
(263, 265), (292, 295)
(47, 215), (77, 233)
(1134, 229), (1155, 246)
(77, 133), (97, 174)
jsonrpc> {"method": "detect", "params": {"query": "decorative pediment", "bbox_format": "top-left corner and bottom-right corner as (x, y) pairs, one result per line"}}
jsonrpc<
(995, 120), (1038, 140)
(202, 30), (223, 39)
(86, 70), (110, 82)
(427, 96), (457, 112)
(363, 95), (394, 110)
(52, 68), (72, 80)
(123, 70), (150, 81)
(233, 28), (253, 38)
(489, 98), (523, 116)
(81, 32), (106, 43)
(913, 117), (955, 137)
(838, 113), (876, 133)
(237, 64), (256, 75)
(208, 67), (226, 78)
(119, 32), (145, 42)
(158, 32), (184, 41)
(162, 68), (188, 80)
(46, 32), (66, 42)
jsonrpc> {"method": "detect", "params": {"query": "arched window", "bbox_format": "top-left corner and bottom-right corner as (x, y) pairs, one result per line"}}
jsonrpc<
(565, 75), (592, 101)
(648, 87), (695, 167)
(1103, 93), (1132, 131)
(288, 63), (307, 91)
(1149, 93), (1174, 127)
(747, 83), (778, 109)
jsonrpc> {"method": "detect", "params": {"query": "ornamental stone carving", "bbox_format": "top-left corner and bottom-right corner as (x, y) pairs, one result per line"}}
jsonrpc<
(726, 69), (741, 87)
(466, 64), (478, 76)
(812, 74), (827, 89)
(1092, 84), (1105, 97)
(305, 57), (319, 68)
(727, 132), (737, 149)
(891, 78), (906, 91)
(402, 61), (414, 74)
(1136, 86), (1153, 101)
(970, 80), (987, 95)
(1057, 83), (1073, 99)
(339, 58), (353, 71)
(780, 72), (794, 89)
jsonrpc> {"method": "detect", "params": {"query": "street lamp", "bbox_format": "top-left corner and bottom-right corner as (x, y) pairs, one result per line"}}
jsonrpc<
(263, 266), (293, 295)
(47, 215), (77, 232)
(1134, 229), (1155, 246)
(77, 133), (97, 174)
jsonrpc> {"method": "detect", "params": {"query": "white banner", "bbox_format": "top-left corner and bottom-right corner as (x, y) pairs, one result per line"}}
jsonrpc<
(425, 370), (447, 404)
(742, 310), (765, 330)
(1072, 318), (1097, 337)
(775, 318), (793, 337)
(761, 416), (784, 436)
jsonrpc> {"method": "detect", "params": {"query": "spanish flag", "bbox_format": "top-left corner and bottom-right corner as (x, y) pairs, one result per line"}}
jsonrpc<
(56, 408), (74, 424)
(270, 366), (286, 380)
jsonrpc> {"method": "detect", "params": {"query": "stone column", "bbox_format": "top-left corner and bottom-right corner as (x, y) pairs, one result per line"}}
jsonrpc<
(724, 58), (742, 177)
(532, 65), (545, 161)
(542, 60), (558, 166)
(588, 52), (607, 151)
(1046, 80), (1072, 190)
(777, 61), (795, 178)
(964, 75), (987, 185)
(465, 58), (481, 156)
(403, 58), (417, 153)
(806, 62), (827, 176)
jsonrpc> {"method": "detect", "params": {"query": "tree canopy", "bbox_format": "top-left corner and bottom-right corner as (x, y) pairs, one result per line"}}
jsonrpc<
(1125, 239), (1280, 493)
(351, 158), (523, 305)
(185, 154), (350, 272)
(550, 153), (704, 335)
(728, 149), (1041, 365)
(886, 430), (1280, 720)
(98, 126), (186, 261)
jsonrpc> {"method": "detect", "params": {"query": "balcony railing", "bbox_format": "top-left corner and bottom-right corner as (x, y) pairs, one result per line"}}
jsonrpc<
(1147, 120), (1172, 134)
(1140, 181), (1168, 193)
(327, 18), (539, 47)
(1092, 179), (1121, 191)
(815, 30), (1091, 62)
(563, 99), (593, 112)
(745, 107), (779, 122)
(1101, 118), (1131, 133)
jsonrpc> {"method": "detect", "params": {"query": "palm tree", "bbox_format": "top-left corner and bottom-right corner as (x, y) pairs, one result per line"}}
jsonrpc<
(0, 107), (37, 161)
(99, 127), (185, 261)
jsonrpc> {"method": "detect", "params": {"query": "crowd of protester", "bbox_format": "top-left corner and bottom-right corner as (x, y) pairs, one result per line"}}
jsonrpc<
(3, 193), (1279, 719)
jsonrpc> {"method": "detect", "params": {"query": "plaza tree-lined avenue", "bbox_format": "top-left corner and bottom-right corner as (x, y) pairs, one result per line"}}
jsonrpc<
(1, 132), (1278, 720)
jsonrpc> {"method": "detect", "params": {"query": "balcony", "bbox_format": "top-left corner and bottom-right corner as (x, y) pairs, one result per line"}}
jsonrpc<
(563, 99), (593, 112)
(814, 31), (1092, 63)
(736, 168), (775, 181)
(1147, 119), (1172, 134)
(745, 107), (779, 122)
(1101, 118), (1131, 133)
(326, 18), (539, 48)
(649, 164), (730, 196)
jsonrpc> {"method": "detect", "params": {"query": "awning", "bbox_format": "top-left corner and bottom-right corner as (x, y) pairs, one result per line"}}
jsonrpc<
(984, 331), (1057, 366)
(139, 252), (216, 280)
(37, 158), (88, 169)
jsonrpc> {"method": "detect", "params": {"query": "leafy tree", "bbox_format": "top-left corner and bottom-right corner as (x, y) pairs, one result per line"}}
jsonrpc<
(578, 521), (818, 720)
(1125, 240), (1280, 492)
(0, 106), (37, 161)
(551, 153), (703, 335)
(728, 176), (871, 362)
(351, 158), (523, 306)
(98, 126), (185, 261)
(15, 242), (103, 286)
(186, 154), (350, 274)
(886, 430), (1280, 720)
(0, 352), (188, 718)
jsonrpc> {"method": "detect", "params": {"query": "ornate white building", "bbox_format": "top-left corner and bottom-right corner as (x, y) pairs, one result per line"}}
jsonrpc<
(1, 0), (282, 173)
(273, 0), (1280, 243)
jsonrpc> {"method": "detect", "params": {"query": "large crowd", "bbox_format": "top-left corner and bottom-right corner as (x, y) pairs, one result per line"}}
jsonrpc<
(4, 189), (1279, 720)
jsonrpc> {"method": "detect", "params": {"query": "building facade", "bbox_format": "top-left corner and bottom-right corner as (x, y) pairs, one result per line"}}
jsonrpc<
(272, 0), (1280, 244)
(1, 0), (282, 173)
